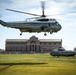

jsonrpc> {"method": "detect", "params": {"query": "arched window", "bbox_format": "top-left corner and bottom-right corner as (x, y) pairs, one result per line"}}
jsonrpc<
(31, 41), (36, 44)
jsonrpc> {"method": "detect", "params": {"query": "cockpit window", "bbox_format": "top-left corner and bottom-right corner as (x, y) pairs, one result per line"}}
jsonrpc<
(58, 49), (65, 51)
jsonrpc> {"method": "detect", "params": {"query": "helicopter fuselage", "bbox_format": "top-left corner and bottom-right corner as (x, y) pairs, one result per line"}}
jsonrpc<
(0, 1), (62, 36)
(50, 48), (76, 57)
(0, 19), (62, 35)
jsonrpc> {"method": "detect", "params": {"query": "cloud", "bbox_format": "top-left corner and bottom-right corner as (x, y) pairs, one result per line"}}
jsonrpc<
(1, 0), (76, 22)
(0, 0), (12, 3)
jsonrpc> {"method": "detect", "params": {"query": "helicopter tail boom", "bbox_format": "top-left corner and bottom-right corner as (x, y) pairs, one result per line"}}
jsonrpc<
(0, 20), (8, 27)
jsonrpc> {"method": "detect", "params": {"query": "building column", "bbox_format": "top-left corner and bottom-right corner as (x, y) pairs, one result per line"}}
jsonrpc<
(36, 44), (40, 53)
(26, 44), (30, 53)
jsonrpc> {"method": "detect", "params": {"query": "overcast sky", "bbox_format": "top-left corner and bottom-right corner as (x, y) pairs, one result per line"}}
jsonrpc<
(0, 0), (76, 50)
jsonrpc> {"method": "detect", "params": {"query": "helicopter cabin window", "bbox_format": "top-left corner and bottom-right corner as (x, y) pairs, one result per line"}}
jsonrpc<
(58, 48), (65, 51)
(37, 19), (49, 21)
(56, 22), (59, 25)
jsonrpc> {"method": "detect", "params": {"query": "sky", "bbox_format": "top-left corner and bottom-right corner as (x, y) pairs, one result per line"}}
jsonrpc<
(0, 0), (76, 50)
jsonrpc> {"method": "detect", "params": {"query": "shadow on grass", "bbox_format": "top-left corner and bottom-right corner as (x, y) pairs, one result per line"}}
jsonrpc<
(0, 62), (47, 65)
(0, 62), (47, 71)
(0, 65), (12, 71)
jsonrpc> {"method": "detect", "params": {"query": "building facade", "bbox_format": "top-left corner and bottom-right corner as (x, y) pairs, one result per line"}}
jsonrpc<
(5, 36), (62, 53)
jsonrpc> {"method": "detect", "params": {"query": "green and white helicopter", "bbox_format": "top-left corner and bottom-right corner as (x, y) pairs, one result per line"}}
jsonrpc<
(0, 2), (74, 36)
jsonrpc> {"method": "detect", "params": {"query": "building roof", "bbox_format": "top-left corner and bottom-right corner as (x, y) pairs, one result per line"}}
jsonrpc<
(6, 39), (28, 42)
(39, 39), (62, 42)
(6, 36), (62, 42)
(6, 39), (62, 42)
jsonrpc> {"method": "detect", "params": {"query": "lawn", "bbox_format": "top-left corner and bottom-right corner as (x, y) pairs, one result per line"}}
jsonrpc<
(0, 54), (76, 75)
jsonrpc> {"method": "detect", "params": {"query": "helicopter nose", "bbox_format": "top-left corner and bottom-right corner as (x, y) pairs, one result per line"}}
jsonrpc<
(58, 24), (62, 30)
(54, 24), (62, 32)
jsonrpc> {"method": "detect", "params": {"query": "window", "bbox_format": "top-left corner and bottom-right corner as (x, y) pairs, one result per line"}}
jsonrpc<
(43, 42), (47, 44)
(49, 43), (51, 45)
(57, 42), (61, 45)
(20, 42), (26, 44)
(53, 43), (57, 45)
(31, 41), (36, 44)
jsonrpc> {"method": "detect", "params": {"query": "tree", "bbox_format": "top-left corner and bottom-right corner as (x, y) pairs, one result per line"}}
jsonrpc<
(74, 47), (76, 51)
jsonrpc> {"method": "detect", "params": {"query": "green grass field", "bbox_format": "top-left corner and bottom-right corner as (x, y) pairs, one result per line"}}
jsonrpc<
(0, 54), (76, 75)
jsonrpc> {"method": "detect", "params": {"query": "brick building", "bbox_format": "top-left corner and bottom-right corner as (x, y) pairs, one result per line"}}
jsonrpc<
(5, 36), (62, 53)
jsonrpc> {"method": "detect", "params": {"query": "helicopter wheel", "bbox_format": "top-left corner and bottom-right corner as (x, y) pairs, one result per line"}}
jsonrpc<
(44, 33), (47, 36)
(20, 32), (22, 36)
(50, 32), (53, 34)
(50, 30), (53, 34)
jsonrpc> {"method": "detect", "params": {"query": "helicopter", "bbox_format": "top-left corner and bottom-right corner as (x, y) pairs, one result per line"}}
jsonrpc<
(0, 1), (62, 36)
(50, 47), (76, 57)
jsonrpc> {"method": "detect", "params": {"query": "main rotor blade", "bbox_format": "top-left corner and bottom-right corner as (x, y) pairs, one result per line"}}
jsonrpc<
(26, 17), (42, 20)
(6, 9), (41, 16)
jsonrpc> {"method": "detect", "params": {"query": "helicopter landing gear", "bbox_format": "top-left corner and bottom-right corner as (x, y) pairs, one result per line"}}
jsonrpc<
(50, 32), (53, 34)
(20, 32), (22, 36)
(44, 33), (47, 36)
(50, 30), (53, 34)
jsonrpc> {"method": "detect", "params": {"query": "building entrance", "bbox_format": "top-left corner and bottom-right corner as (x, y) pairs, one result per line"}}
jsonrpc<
(30, 41), (36, 53)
